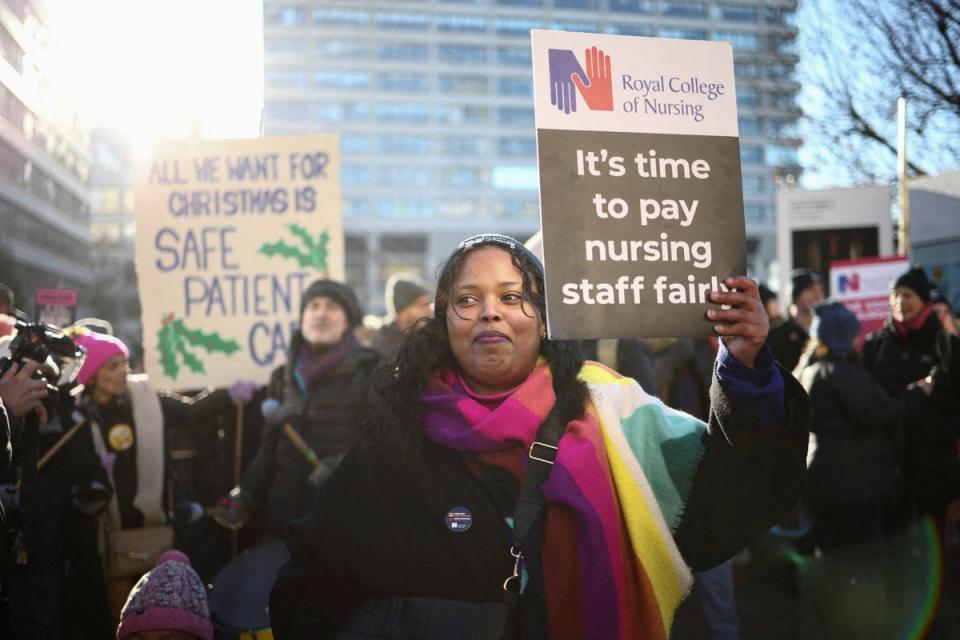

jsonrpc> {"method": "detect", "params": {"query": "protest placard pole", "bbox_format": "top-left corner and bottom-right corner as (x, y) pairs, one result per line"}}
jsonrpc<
(232, 400), (244, 558)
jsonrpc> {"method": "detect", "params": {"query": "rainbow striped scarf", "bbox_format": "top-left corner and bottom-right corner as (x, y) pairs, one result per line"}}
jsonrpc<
(422, 359), (706, 640)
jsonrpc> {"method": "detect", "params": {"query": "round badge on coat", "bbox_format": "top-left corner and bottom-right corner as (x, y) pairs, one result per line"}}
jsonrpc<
(445, 506), (473, 533)
(108, 424), (135, 451)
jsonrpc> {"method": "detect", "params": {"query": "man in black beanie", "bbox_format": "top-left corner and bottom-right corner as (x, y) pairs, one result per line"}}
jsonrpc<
(215, 279), (378, 535)
(371, 273), (433, 362)
(767, 268), (825, 373)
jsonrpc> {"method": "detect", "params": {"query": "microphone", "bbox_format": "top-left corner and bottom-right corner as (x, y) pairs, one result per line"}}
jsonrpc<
(258, 399), (321, 470)
(260, 398), (286, 426)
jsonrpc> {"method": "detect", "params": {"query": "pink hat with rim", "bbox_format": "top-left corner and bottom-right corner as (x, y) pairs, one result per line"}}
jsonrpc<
(117, 550), (213, 640)
(74, 332), (129, 386)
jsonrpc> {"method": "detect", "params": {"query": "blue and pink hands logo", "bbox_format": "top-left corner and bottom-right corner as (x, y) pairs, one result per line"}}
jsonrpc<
(548, 46), (614, 114)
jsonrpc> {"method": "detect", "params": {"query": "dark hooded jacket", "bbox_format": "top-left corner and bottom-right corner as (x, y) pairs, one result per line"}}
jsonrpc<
(862, 312), (960, 519)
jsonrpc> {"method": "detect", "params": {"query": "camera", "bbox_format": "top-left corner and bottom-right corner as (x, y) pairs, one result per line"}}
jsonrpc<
(0, 321), (85, 408)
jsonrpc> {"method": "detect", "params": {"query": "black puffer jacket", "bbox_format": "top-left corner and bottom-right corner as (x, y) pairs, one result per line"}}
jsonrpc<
(241, 332), (378, 534)
(796, 355), (925, 508)
(862, 313), (960, 518)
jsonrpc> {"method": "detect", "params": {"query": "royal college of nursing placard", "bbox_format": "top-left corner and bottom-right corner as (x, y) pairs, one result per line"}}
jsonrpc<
(532, 30), (746, 339)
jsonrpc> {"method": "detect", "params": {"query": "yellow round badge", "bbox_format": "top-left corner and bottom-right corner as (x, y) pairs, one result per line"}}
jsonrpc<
(108, 424), (135, 452)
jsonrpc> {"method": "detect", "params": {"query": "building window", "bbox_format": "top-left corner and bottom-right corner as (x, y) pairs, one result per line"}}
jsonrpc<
(0, 24), (25, 73)
(766, 62), (795, 81)
(378, 167), (433, 188)
(375, 12), (430, 30)
(718, 3), (757, 22)
(714, 31), (758, 50)
(266, 69), (307, 87)
(342, 165), (372, 186)
(554, 0), (600, 9)
(498, 107), (535, 126)
(497, 77), (532, 97)
(281, 7), (306, 26)
(442, 167), (485, 187)
(550, 21), (599, 32)
(741, 174), (767, 195)
(497, 46), (531, 66)
(312, 9), (369, 26)
(492, 165), (539, 190)
(341, 134), (371, 154)
(376, 103), (432, 123)
(769, 92), (797, 111)
(315, 40), (370, 59)
(495, 19), (542, 36)
(377, 198), (435, 219)
(438, 45), (488, 64)
(379, 135), (432, 155)
(738, 117), (760, 135)
(498, 137), (537, 158)
(437, 74), (489, 95)
(436, 105), (489, 125)
(606, 24), (656, 36)
(378, 73), (429, 92)
(734, 61), (760, 79)
(766, 144), (799, 166)
(435, 15), (487, 32)
(662, 1), (707, 18)
(740, 145), (764, 164)
(443, 137), (482, 155)
(378, 43), (430, 61)
(609, 0), (653, 13)
(660, 28), (707, 40)
(736, 88), (759, 108)
(314, 71), (370, 90)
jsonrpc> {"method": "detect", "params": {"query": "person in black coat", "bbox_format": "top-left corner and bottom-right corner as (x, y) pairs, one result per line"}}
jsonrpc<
(269, 234), (810, 640)
(767, 269), (825, 373)
(221, 280), (379, 536)
(796, 301), (932, 550)
(862, 267), (960, 526)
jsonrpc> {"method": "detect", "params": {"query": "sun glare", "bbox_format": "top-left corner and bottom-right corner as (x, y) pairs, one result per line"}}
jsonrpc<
(46, 0), (263, 156)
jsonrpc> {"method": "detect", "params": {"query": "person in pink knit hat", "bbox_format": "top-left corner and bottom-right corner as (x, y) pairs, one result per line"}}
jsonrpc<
(68, 329), (250, 626)
(117, 550), (213, 640)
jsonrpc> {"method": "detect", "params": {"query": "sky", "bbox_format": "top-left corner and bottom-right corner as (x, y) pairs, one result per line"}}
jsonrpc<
(46, 0), (263, 152)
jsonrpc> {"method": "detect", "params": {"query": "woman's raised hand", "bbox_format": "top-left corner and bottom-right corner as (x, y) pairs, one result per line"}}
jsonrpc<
(707, 276), (769, 369)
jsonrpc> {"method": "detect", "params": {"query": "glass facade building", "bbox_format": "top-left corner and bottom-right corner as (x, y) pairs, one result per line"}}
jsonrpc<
(0, 0), (92, 311)
(263, 0), (800, 313)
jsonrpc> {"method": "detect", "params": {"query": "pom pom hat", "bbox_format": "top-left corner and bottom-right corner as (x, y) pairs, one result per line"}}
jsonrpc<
(117, 550), (213, 640)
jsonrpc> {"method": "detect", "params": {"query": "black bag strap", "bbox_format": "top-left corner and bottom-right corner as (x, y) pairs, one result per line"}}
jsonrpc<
(501, 404), (566, 640)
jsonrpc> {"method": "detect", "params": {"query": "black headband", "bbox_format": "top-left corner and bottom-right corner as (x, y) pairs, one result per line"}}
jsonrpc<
(454, 233), (544, 278)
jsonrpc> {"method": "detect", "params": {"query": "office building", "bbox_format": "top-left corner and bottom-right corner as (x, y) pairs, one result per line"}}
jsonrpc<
(0, 0), (91, 314)
(263, 0), (800, 312)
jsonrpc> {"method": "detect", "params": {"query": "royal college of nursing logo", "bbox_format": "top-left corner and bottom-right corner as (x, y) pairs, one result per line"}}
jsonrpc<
(548, 46), (614, 114)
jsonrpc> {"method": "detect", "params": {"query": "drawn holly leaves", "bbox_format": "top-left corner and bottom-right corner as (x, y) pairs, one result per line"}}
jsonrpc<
(156, 315), (241, 380)
(259, 224), (329, 272)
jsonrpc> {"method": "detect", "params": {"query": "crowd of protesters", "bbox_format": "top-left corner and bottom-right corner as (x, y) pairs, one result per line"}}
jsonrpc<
(0, 249), (957, 639)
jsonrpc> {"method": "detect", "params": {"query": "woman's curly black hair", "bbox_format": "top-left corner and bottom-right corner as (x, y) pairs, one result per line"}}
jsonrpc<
(361, 235), (589, 454)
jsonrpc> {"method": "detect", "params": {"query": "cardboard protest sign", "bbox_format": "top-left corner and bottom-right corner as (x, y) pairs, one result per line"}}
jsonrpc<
(134, 135), (342, 390)
(532, 30), (745, 339)
(34, 289), (77, 327)
(830, 256), (908, 340)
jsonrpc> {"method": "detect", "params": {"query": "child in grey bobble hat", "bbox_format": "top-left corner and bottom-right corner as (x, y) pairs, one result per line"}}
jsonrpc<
(116, 550), (213, 640)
